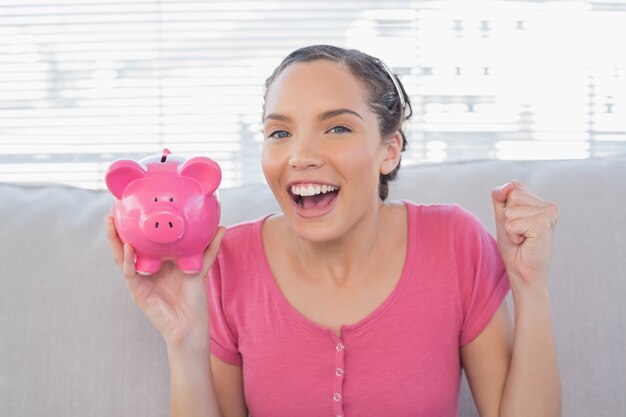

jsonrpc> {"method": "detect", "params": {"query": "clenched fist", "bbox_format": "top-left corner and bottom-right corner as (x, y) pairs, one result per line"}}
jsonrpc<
(491, 181), (559, 296)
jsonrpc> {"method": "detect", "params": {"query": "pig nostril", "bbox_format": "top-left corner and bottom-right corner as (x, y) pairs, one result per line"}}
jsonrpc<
(169, 197), (174, 202)
(155, 222), (159, 228)
(168, 222), (173, 228)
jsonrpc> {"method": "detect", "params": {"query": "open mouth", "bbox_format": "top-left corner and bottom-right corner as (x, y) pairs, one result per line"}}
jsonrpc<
(288, 183), (340, 211)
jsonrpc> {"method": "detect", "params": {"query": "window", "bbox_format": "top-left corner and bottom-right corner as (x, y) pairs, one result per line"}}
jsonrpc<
(1, 0), (625, 189)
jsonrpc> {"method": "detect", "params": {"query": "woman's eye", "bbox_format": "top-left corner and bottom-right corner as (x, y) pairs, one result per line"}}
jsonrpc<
(328, 125), (352, 134)
(268, 130), (290, 139)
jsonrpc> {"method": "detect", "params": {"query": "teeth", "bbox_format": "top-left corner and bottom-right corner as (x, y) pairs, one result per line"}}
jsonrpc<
(291, 184), (338, 197)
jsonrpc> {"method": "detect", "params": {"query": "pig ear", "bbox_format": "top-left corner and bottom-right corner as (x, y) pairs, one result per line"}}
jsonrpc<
(178, 157), (222, 195)
(105, 160), (147, 199)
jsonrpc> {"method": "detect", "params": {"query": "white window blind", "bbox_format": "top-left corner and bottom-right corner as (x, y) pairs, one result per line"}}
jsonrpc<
(1, 0), (625, 190)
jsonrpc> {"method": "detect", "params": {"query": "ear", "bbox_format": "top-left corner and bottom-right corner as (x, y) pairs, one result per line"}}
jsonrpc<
(380, 131), (403, 175)
(105, 160), (147, 199)
(178, 157), (222, 195)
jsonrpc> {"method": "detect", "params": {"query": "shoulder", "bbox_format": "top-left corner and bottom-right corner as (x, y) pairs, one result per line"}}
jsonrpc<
(222, 217), (261, 242)
(220, 215), (269, 249)
(406, 200), (476, 216)
(214, 214), (273, 269)
(399, 202), (495, 257)
(209, 215), (273, 291)
(401, 201), (482, 232)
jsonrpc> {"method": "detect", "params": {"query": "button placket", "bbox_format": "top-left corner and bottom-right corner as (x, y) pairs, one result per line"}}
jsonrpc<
(333, 339), (346, 417)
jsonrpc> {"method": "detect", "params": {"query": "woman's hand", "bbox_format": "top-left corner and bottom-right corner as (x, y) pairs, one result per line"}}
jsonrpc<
(491, 181), (559, 295)
(105, 214), (226, 353)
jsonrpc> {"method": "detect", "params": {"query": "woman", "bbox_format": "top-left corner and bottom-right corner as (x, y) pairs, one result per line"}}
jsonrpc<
(106, 45), (561, 417)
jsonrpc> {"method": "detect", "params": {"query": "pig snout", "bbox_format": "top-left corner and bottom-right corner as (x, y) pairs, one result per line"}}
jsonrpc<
(141, 211), (186, 243)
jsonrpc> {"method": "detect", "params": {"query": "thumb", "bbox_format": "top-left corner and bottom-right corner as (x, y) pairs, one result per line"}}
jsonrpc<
(491, 181), (514, 221)
(491, 181), (515, 244)
(199, 226), (227, 281)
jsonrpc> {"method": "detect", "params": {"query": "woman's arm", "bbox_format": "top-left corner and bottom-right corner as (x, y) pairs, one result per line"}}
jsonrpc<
(211, 355), (248, 417)
(168, 346), (247, 417)
(494, 181), (561, 417)
(461, 181), (562, 417)
(461, 293), (561, 417)
(168, 346), (222, 417)
(499, 287), (561, 417)
(460, 301), (512, 417)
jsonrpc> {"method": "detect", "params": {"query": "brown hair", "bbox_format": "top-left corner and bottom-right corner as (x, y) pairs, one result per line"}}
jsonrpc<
(263, 45), (412, 200)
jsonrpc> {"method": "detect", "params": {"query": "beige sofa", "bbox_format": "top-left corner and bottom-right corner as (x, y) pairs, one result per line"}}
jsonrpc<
(1, 157), (624, 416)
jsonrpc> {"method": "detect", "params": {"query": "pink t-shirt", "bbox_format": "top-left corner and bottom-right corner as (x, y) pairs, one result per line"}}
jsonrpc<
(207, 202), (510, 417)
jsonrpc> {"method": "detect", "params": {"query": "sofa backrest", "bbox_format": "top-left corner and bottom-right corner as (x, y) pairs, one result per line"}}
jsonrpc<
(1, 157), (624, 416)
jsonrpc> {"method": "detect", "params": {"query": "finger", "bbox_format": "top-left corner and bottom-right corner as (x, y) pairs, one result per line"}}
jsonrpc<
(200, 226), (227, 280)
(506, 197), (559, 230)
(502, 205), (542, 245)
(120, 243), (151, 303)
(505, 180), (556, 211)
(505, 189), (548, 210)
(504, 207), (559, 236)
(504, 214), (535, 246)
(492, 181), (515, 204)
(492, 180), (523, 221)
(505, 227), (526, 246)
(503, 205), (552, 223)
(505, 213), (554, 242)
(122, 242), (138, 280)
(104, 215), (124, 267)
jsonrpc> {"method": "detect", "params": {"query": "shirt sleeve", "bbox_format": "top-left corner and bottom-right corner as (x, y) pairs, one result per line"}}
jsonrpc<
(206, 256), (242, 365)
(453, 205), (511, 347)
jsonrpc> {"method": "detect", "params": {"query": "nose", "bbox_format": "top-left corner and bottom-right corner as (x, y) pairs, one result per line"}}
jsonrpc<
(142, 211), (185, 244)
(288, 133), (323, 169)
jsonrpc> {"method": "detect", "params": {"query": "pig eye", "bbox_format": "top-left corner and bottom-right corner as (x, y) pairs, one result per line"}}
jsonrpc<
(153, 197), (158, 202)
(169, 197), (174, 202)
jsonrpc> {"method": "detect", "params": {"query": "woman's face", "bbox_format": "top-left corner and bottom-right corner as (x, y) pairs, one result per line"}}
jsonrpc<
(261, 59), (400, 243)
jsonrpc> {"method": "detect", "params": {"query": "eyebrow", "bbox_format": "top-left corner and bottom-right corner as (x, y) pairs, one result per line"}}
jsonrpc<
(263, 108), (364, 122)
(319, 108), (364, 121)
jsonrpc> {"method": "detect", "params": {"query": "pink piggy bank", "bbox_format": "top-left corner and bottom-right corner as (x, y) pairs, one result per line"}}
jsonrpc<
(105, 149), (221, 275)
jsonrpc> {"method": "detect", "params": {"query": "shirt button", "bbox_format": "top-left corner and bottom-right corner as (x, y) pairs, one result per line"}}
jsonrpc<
(335, 368), (344, 376)
(336, 342), (344, 351)
(333, 392), (341, 401)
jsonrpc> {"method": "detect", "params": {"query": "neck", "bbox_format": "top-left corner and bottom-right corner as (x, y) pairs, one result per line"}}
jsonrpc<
(290, 200), (390, 287)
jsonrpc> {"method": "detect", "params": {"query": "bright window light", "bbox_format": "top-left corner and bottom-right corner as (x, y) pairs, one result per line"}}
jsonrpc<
(1, 0), (625, 189)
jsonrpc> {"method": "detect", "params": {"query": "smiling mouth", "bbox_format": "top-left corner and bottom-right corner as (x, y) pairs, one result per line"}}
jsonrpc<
(289, 184), (340, 210)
